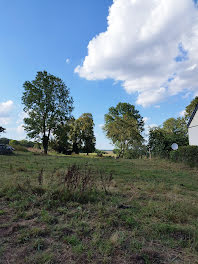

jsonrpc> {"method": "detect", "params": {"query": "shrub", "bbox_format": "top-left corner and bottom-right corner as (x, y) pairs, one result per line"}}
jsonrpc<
(170, 146), (198, 167)
(95, 149), (105, 157)
(9, 143), (28, 152)
(0, 137), (10, 144)
(19, 140), (34, 148)
(124, 149), (139, 159)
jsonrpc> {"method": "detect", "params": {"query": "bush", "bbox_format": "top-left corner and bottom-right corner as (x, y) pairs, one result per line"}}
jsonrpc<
(19, 140), (34, 148)
(170, 146), (198, 167)
(9, 143), (28, 152)
(0, 137), (10, 144)
(124, 149), (139, 159)
(95, 149), (106, 157)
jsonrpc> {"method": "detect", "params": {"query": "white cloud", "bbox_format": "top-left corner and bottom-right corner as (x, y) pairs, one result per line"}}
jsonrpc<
(99, 124), (104, 128)
(154, 105), (161, 109)
(75, 0), (198, 107)
(0, 100), (13, 117)
(6, 124), (26, 140)
(0, 117), (10, 125)
(16, 124), (25, 135)
(143, 117), (150, 123)
(179, 110), (186, 117)
(66, 58), (70, 64)
(0, 100), (14, 125)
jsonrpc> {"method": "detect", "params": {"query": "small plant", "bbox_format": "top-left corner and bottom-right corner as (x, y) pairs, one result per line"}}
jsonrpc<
(98, 170), (113, 194)
(63, 164), (95, 193)
(38, 168), (44, 185)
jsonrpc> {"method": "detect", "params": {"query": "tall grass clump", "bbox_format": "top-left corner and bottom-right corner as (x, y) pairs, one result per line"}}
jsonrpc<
(0, 163), (114, 208)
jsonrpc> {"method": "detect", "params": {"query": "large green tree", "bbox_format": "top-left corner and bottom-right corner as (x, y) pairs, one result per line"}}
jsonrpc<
(77, 113), (96, 155)
(103, 103), (144, 157)
(22, 71), (73, 154)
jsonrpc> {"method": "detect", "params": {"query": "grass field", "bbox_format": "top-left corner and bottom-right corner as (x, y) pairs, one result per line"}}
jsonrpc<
(0, 151), (198, 264)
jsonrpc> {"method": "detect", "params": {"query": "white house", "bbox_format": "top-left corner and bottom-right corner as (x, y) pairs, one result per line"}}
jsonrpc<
(188, 104), (198, 146)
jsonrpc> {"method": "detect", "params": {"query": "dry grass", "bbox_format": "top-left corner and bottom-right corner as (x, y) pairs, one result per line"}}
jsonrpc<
(0, 152), (198, 263)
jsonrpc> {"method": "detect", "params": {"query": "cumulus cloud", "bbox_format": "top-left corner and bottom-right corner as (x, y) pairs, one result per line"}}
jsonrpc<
(6, 125), (26, 140)
(0, 100), (13, 116)
(75, 0), (198, 107)
(0, 100), (14, 125)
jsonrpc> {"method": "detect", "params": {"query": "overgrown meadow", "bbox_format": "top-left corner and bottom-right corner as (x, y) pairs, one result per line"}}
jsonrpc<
(0, 151), (198, 263)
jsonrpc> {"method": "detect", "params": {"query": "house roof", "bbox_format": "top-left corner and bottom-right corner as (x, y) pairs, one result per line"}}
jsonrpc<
(187, 103), (198, 128)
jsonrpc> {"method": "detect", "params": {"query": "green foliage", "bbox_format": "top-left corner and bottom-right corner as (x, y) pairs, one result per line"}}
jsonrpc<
(51, 114), (96, 155)
(149, 117), (188, 158)
(0, 137), (9, 144)
(170, 146), (198, 167)
(77, 113), (96, 154)
(22, 71), (73, 154)
(103, 102), (144, 157)
(9, 139), (35, 151)
(185, 96), (198, 121)
(163, 117), (187, 135)
(95, 149), (106, 157)
(19, 140), (34, 148)
(50, 121), (72, 154)
(0, 126), (6, 134)
(123, 142), (147, 159)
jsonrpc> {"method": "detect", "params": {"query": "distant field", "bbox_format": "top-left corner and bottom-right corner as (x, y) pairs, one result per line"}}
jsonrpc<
(0, 151), (198, 263)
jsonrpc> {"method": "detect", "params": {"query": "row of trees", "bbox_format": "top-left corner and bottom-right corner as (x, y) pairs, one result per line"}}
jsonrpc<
(21, 72), (145, 156)
(21, 71), (95, 154)
(51, 114), (95, 155)
(103, 97), (198, 159)
(1, 70), (197, 157)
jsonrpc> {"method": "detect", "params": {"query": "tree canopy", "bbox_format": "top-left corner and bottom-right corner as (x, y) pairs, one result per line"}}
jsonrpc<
(163, 117), (187, 136)
(103, 102), (144, 157)
(149, 117), (188, 157)
(185, 96), (198, 122)
(22, 71), (73, 154)
(77, 113), (96, 155)
(51, 114), (96, 155)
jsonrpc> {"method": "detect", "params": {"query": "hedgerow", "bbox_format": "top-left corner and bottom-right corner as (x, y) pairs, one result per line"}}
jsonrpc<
(170, 146), (198, 167)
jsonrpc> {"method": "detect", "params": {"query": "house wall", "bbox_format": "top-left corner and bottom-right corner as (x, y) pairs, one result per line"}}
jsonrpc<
(188, 110), (198, 146)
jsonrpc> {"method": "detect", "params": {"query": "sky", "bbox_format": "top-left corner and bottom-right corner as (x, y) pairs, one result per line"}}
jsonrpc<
(0, 0), (198, 149)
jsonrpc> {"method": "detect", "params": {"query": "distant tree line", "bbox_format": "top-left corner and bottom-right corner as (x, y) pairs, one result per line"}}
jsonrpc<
(1, 70), (197, 158)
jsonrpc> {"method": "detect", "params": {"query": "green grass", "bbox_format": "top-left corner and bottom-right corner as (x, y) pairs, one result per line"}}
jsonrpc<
(0, 151), (198, 263)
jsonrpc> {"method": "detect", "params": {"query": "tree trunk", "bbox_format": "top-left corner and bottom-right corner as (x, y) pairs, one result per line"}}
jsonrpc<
(72, 142), (79, 154)
(43, 135), (48, 155)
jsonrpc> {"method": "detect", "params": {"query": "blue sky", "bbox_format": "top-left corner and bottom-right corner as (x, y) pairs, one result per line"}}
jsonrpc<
(0, 0), (198, 149)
